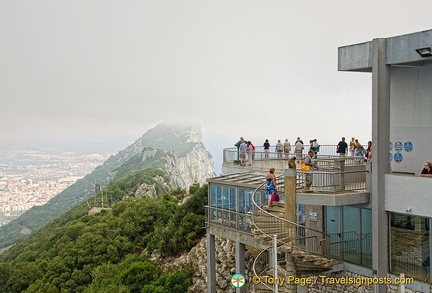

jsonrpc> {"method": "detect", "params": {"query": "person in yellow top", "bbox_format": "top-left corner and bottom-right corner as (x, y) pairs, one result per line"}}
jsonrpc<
(349, 137), (356, 157)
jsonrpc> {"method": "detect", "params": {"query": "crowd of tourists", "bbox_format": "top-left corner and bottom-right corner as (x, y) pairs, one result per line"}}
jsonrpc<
(234, 136), (372, 166)
(233, 136), (432, 209)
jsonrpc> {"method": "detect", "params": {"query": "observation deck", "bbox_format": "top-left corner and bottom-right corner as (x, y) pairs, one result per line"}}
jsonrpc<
(206, 145), (372, 292)
(222, 145), (370, 206)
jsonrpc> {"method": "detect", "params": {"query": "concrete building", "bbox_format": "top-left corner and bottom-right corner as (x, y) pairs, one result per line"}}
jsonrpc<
(206, 29), (432, 293)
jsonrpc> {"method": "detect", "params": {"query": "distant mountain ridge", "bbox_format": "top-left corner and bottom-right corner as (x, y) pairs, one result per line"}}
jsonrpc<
(0, 122), (215, 248)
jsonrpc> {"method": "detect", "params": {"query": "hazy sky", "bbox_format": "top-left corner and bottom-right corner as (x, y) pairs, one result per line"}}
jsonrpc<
(1, 1), (432, 153)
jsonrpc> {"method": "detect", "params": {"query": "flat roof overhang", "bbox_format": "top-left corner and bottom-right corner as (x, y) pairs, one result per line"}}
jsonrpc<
(338, 29), (432, 72)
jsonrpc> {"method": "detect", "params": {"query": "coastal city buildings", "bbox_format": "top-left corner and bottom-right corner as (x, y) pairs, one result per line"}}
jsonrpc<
(206, 28), (432, 293)
(0, 151), (108, 225)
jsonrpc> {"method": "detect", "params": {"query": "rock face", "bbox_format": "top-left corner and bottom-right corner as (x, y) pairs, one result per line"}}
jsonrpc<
(163, 144), (215, 190)
(135, 175), (171, 199)
(115, 122), (215, 190)
(159, 237), (256, 293)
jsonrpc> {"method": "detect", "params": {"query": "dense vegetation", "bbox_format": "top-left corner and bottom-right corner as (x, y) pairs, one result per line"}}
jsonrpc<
(0, 123), (207, 249)
(0, 168), (208, 293)
(0, 151), (132, 248)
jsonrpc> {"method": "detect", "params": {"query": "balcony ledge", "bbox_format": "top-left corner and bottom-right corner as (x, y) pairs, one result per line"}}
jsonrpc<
(296, 190), (370, 206)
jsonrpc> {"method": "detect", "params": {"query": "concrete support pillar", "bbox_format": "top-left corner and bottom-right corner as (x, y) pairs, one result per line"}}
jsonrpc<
(284, 168), (297, 292)
(284, 168), (297, 222)
(286, 252), (297, 293)
(206, 234), (216, 293)
(371, 38), (390, 293)
(235, 241), (246, 293)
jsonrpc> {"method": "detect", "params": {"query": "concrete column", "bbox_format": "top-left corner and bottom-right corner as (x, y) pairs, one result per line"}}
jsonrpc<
(206, 234), (216, 293)
(235, 241), (246, 293)
(286, 252), (297, 293)
(285, 168), (298, 292)
(371, 38), (390, 293)
(284, 168), (297, 222)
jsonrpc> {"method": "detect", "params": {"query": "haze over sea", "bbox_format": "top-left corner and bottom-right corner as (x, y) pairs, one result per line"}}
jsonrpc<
(1, 128), (365, 177)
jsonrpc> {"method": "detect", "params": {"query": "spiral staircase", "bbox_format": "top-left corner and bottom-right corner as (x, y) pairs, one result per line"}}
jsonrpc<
(251, 182), (335, 292)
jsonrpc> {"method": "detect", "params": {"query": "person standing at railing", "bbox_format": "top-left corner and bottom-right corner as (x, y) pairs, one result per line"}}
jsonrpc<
(304, 150), (318, 191)
(284, 139), (291, 159)
(263, 139), (270, 160)
(246, 141), (253, 166)
(336, 137), (348, 156)
(295, 139), (304, 162)
(248, 141), (256, 161)
(265, 168), (277, 210)
(349, 137), (356, 157)
(239, 140), (247, 166)
(276, 140), (283, 159)
(234, 137), (244, 162)
(310, 139), (320, 158)
(365, 141), (372, 161)
(354, 145), (365, 163)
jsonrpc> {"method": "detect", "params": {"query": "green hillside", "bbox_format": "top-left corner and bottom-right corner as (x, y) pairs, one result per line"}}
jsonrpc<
(0, 168), (208, 293)
(0, 123), (209, 249)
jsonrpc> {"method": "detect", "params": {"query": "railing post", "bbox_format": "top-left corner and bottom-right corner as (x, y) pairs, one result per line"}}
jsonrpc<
(273, 234), (278, 293)
(335, 159), (345, 191)
(340, 159), (345, 190)
(399, 273), (405, 293)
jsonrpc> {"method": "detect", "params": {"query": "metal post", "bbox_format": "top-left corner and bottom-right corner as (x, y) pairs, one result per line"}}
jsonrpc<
(273, 234), (278, 293)
(235, 242), (246, 293)
(399, 273), (405, 293)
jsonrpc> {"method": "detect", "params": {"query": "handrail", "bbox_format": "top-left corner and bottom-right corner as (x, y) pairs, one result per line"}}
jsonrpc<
(250, 176), (333, 292)
(251, 176), (332, 256)
(252, 247), (274, 292)
(224, 144), (368, 163)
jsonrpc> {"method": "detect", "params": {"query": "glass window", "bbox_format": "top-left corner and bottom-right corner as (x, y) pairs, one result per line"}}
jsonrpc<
(361, 209), (372, 268)
(246, 190), (253, 213)
(390, 213), (430, 281)
(324, 206), (372, 267)
(216, 185), (222, 208)
(238, 189), (245, 213)
(210, 184), (217, 207)
(325, 206), (341, 259)
(343, 206), (360, 265)
(223, 187), (229, 209)
(230, 212), (236, 228)
(297, 204), (306, 226)
(229, 188), (236, 210)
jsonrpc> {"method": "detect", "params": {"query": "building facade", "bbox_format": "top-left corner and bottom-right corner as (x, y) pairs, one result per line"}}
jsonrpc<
(206, 29), (432, 293)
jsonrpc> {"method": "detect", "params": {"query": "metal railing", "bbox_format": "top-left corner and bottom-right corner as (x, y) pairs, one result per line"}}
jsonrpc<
(223, 144), (367, 165)
(224, 147), (368, 193)
(296, 169), (367, 192)
(393, 252), (430, 282)
(328, 231), (372, 267)
(251, 177), (331, 273)
(251, 180), (331, 255)
(250, 177), (333, 291)
(252, 247), (274, 292)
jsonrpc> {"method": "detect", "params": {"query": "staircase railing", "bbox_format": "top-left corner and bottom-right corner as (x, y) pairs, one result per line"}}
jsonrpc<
(252, 247), (273, 292)
(251, 177), (333, 292)
(251, 178), (331, 257)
